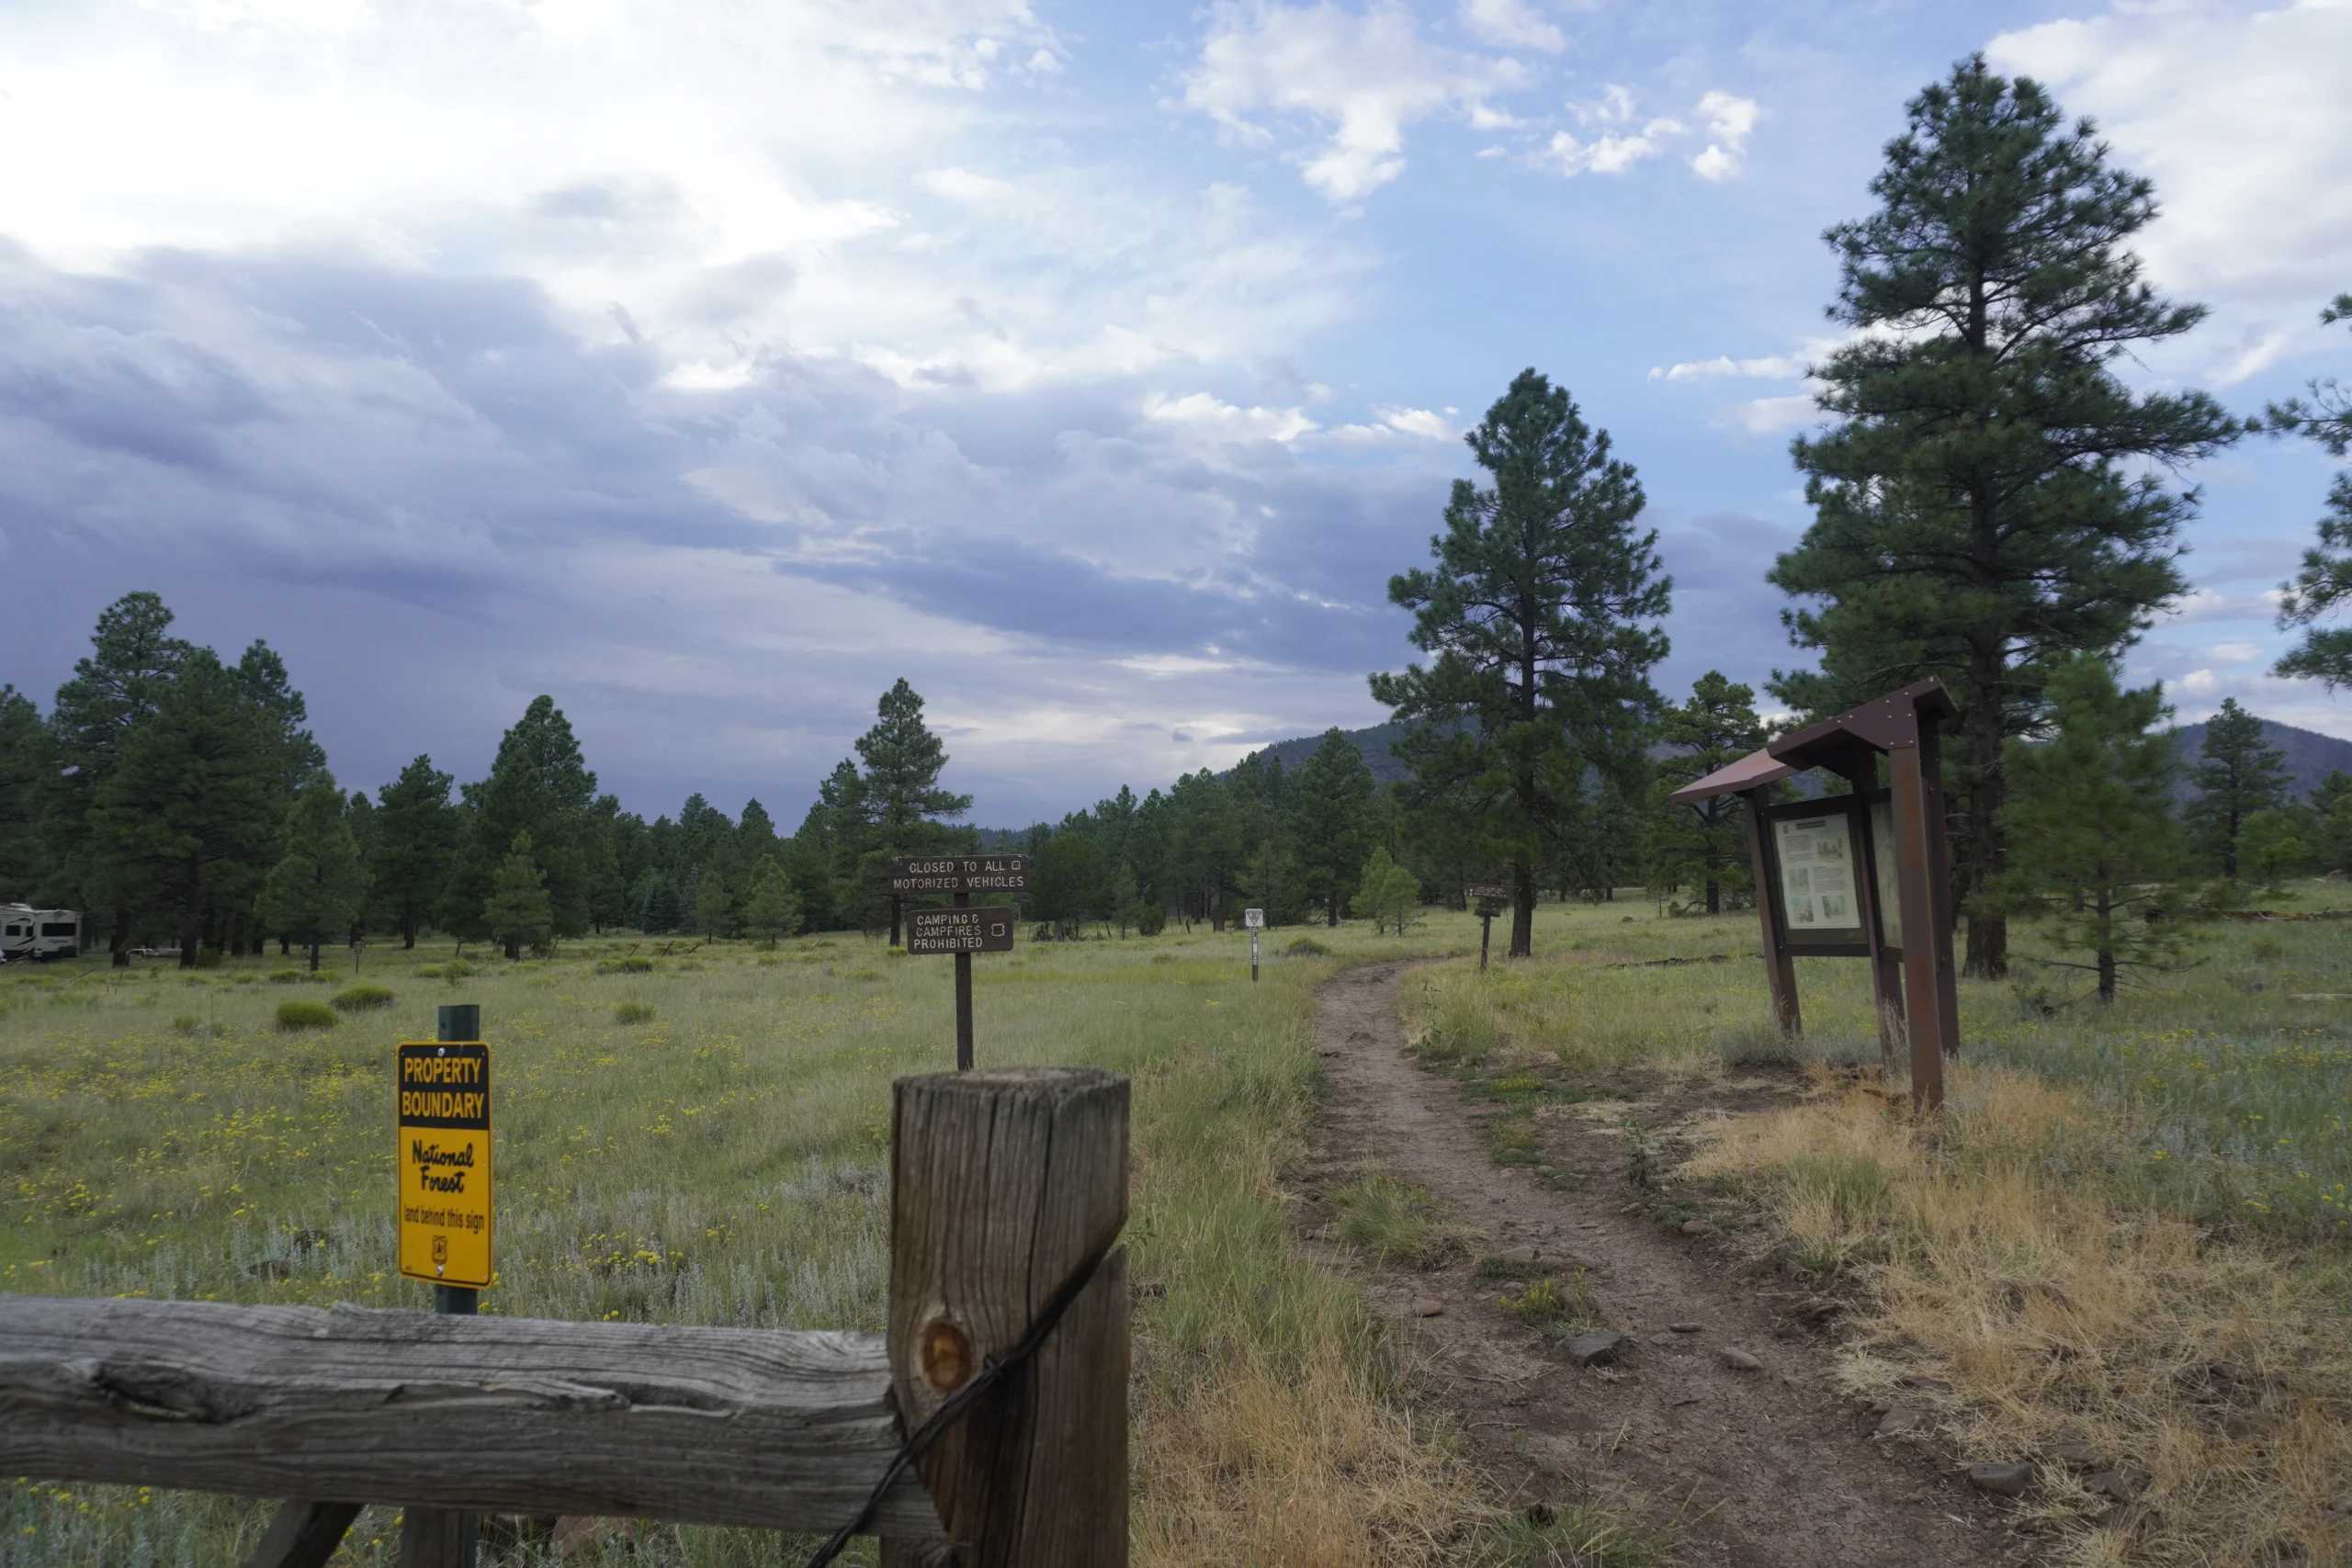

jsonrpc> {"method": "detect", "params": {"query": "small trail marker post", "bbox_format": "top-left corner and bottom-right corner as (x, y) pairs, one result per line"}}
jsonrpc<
(889, 855), (1029, 1070)
(1667, 679), (1961, 1112)
(1464, 885), (1510, 972)
(1243, 907), (1262, 981)
(395, 1001), (490, 1568)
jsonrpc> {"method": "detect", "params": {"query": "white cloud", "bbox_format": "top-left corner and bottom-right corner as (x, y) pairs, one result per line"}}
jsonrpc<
(2180, 668), (2220, 694)
(0, 0), (1381, 398)
(1649, 353), (1808, 381)
(1543, 86), (1758, 179)
(2205, 641), (2263, 665)
(1989, 1), (2352, 385)
(1458, 0), (1563, 52)
(1182, 2), (1528, 202)
(1710, 394), (1819, 436)
(1689, 89), (1759, 181)
(1144, 390), (1318, 447)
(920, 167), (1013, 202)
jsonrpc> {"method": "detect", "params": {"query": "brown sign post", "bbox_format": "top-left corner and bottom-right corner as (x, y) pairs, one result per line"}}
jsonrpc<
(888, 856), (1030, 1071)
(1464, 884), (1510, 973)
(1667, 679), (1960, 1111)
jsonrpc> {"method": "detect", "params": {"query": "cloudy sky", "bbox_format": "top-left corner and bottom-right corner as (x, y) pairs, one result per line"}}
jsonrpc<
(2, 0), (2347, 826)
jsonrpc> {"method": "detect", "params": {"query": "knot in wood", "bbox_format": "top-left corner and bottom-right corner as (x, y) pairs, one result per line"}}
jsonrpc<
(917, 1315), (974, 1395)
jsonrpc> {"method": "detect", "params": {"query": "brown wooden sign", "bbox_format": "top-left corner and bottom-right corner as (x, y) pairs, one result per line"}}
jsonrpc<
(1464, 884), (1511, 903)
(907, 906), (1016, 955)
(887, 854), (1030, 896)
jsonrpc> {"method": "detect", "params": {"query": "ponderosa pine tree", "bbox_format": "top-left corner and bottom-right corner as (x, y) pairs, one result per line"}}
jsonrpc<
(260, 772), (370, 972)
(46, 592), (191, 964)
(84, 649), (281, 967)
(1993, 655), (2188, 1002)
(447, 696), (600, 941)
(2187, 697), (2290, 878)
(0, 686), (49, 897)
(1655, 671), (1771, 914)
(1372, 368), (1669, 958)
(2269, 293), (2352, 688)
(484, 832), (555, 959)
(1768, 58), (2239, 980)
(1290, 729), (1374, 926)
(854, 679), (973, 945)
(1349, 846), (1421, 935)
(690, 860), (734, 941)
(741, 855), (801, 946)
(372, 756), (458, 948)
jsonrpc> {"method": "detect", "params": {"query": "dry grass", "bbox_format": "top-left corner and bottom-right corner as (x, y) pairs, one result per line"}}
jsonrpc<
(1687, 1066), (2352, 1566)
(1135, 1342), (1476, 1568)
(1401, 887), (2352, 1566)
(1, 913), (1512, 1567)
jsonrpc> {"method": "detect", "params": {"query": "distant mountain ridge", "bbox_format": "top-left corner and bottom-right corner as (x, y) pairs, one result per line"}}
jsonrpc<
(972, 712), (2352, 842)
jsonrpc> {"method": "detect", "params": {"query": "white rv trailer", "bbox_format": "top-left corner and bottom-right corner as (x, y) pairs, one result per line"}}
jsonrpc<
(1, 905), (82, 960)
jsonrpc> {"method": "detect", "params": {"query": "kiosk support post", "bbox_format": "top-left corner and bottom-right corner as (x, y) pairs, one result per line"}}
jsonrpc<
(1888, 748), (1948, 1111)
(1738, 787), (1800, 1036)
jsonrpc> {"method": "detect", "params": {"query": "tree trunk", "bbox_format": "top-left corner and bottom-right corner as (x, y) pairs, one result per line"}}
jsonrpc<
(1705, 878), (1721, 915)
(503, 937), (520, 961)
(1510, 857), (1534, 959)
(307, 942), (321, 973)
(178, 874), (203, 972)
(1962, 651), (2008, 980)
(279, 936), (291, 957)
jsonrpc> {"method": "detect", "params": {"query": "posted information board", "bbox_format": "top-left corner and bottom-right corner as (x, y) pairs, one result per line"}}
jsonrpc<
(1464, 884), (1511, 904)
(1773, 813), (1861, 931)
(886, 854), (1030, 896)
(396, 1041), (493, 1289)
(908, 905), (1016, 953)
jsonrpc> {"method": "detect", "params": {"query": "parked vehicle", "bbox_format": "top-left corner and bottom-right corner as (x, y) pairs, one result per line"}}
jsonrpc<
(2, 905), (83, 961)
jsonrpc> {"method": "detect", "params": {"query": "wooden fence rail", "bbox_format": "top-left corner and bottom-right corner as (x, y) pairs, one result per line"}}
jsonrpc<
(0, 1066), (1128, 1568)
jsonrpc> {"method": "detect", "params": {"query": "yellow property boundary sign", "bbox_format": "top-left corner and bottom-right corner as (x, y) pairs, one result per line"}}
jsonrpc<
(396, 1041), (493, 1289)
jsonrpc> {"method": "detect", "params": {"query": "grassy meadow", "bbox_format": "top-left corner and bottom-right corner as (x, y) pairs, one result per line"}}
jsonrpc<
(0, 909), (1555, 1567)
(8, 887), (2349, 1566)
(1405, 887), (2352, 1568)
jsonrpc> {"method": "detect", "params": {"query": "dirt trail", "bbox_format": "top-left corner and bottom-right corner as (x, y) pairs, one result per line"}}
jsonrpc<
(1301, 963), (2026, 1567)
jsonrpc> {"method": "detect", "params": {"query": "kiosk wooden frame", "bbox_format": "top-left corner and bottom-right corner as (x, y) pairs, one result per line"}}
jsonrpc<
(1667, 678), (1961, 1111)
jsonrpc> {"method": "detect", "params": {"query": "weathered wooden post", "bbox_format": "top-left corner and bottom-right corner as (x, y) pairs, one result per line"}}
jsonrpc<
(884, 1067), (1129, 1568)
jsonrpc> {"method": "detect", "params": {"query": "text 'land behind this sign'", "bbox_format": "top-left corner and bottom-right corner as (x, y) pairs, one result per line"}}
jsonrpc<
(396, 1041), (492, 1289)
(907, 905), (1016, 954)
(886, 853), (1031, 896)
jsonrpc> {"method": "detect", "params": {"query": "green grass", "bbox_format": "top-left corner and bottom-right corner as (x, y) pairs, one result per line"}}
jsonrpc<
(1327, 1171), (1452, 1266)
(1404, 884), (2352, 1242)
(1, 914), (1496, 1566)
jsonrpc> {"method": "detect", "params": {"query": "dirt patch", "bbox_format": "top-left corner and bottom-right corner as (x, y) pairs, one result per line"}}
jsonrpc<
(1298, 963), (2030, 1567)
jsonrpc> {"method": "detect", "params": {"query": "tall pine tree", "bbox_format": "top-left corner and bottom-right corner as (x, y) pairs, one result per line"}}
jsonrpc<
(260, 772), (371, 972)
(2187, 697), (2290, 878)
(1994, 656), (2189, 1002)
(1289, 729), (1375, 927)
(84, 649), (281, 967)
(1372, 369), (1669, 958)
(447, 696), (600, 941)
(1655, 672), (1771, 915)
(1768, 58), (2238, 979)
(0, 686), (49, 898)
(853, 679), (973, 945)
(2268, 292), (2352, 688)
(372, 757), (458, 948)
(46, 592), (191, 964)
